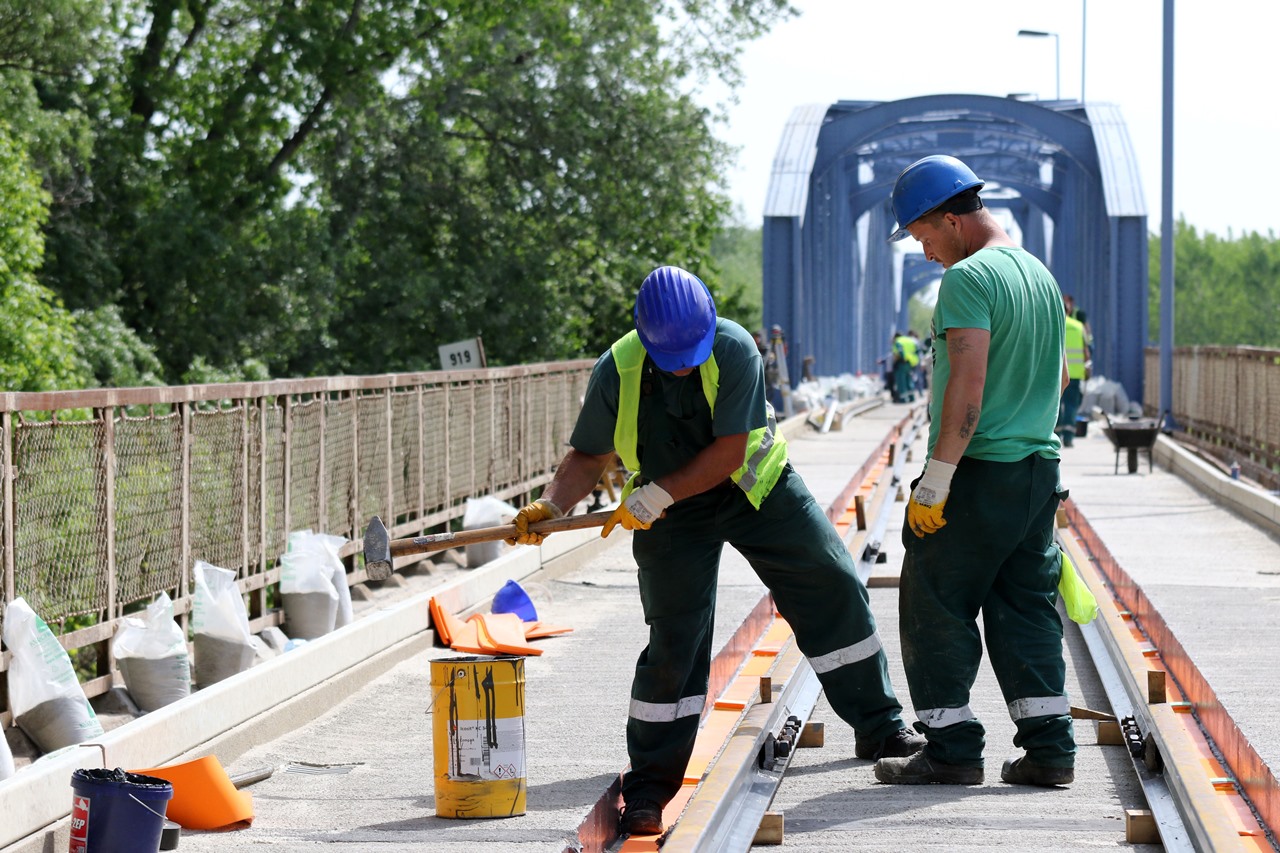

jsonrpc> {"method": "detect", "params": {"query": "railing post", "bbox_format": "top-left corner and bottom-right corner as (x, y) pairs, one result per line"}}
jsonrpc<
(443, 383), (452, 511)
(179, 401), (191, 635)
(385, 386), (394, 524)
(350, 389), (360, 539)
(283, 394), (293, 542)
(241, 400), (251, 582)
(416, 385), (425, 521)
(2, 411), (14, 603)
(99, 405), (117, 681)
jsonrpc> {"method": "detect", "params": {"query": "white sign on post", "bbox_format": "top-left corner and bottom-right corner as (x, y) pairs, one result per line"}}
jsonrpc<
(438, 337), (486, 370)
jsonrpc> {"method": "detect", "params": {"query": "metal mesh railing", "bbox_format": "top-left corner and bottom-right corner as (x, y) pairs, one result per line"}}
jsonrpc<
(1144, 345), (1280, 487)
(0, 363), (592, 722)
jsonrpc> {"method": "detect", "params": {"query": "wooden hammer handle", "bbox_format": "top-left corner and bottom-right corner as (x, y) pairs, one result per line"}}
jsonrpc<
(388, 509), (614, 558)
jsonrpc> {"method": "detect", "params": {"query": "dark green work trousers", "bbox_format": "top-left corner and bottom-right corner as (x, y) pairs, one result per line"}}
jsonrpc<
(622, 466), (906, 806)
(899, 453), (1076, 769)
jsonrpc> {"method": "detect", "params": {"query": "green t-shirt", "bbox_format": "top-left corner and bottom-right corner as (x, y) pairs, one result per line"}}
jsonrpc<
(928, 246), (1063, 462)
(571, 318), (767, 480)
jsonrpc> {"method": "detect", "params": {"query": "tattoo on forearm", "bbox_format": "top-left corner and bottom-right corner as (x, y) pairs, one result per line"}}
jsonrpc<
(958, 404), (978, 439)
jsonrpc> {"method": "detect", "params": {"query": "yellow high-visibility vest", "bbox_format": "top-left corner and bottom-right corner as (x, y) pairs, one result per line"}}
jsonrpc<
(894, 336), (919, 367)
(610, 331), (787, 509)
(1064, 316), (1087, 380)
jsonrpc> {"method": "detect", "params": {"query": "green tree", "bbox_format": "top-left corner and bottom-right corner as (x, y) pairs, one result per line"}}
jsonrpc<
(0, 125), (86, 390)
(35, 0), (794, 381)
(709, 223), (763, 332)
(1149, 219), (1280, 348)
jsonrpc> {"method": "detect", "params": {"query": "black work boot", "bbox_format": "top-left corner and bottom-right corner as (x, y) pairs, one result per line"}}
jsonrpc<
(854, 727), (926, 760)
(619, 798), (664, 836)
(875, 750), (984, 785)
(1001, 755), (1074, 787)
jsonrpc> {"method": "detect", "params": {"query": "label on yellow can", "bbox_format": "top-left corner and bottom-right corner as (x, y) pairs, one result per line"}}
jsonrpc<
(450, 717), (525, 781)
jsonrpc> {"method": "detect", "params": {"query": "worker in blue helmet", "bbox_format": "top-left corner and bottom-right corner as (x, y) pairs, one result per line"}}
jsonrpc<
(505, 265), (922, 836)
(876, 155), (1076, 788)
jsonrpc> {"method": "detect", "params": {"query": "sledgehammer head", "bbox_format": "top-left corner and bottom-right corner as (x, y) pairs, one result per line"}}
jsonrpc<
(363, 515), (393, 581)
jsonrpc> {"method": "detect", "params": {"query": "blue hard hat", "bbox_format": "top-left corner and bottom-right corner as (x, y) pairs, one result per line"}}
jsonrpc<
(887, 155), (985, 242)
(634, 266), (717, 372)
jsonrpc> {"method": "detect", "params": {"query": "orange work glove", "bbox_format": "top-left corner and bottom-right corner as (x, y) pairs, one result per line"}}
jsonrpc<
(906, 459), (956, 538)
(602, 483), (674, 537)
(504, 498), (563, 546)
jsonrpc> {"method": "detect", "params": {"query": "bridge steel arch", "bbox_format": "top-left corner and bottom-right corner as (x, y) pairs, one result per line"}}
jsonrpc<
(762, 95), (1149, 401)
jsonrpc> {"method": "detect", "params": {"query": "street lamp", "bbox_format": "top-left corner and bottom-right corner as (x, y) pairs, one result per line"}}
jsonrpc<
(1018, 29), (1060, 100)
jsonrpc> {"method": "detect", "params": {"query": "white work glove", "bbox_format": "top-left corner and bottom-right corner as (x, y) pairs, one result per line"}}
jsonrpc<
(602, 483), (674, 537)
(504, 498), (563, 546)
(906, 459), (956, 538)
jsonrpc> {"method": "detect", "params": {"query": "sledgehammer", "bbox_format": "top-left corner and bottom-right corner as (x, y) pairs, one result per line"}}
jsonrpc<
(362, 511), (614, 580)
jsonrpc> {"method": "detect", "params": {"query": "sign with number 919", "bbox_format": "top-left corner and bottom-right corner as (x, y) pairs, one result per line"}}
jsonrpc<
(438, 338), (486, 371)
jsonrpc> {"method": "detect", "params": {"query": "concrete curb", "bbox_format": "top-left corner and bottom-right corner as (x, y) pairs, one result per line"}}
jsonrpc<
(1155, 434), (1280, 539)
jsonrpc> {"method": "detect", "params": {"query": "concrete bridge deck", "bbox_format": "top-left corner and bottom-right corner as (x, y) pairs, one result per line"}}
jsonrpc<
(4, 398), (1278, 852)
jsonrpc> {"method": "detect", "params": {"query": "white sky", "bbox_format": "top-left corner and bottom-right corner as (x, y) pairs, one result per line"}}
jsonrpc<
(709, 0), (1277, 238)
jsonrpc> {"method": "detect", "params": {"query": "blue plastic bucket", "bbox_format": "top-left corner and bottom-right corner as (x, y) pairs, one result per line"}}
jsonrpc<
(69, 768), (173, 853)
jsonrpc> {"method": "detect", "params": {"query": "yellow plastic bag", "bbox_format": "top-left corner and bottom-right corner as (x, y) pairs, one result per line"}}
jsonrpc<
(1058, 548), (1098, 624)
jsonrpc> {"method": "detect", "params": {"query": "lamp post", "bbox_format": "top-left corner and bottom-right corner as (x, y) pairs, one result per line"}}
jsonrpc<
(1018, 29), (1060, 100)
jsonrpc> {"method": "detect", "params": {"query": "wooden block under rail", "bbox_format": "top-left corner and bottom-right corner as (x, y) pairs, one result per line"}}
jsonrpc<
(1148, 670), (1167, 704)
(759, 676), (772, 704)
(1096, 720), (1124, 746)
(866, 575), (901, 589)
(753, 811), (785, 845)
(798, 722), (825, 748)
(1125, 809), (1159, 844)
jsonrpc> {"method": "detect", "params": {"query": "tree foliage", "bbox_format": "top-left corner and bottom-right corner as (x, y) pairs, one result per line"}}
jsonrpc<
(0, 125), (86, 390)
(22, 0), (793, 383)
(1149, 219), (1280, 347)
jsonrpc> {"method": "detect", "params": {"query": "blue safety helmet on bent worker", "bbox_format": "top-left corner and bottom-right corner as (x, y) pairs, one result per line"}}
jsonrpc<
(887, 155), (985, 242)
(634, 266), (717, 372)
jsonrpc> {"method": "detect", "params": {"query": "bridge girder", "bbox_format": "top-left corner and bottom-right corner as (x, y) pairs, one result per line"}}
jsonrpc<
(762, 94), (1148, 399)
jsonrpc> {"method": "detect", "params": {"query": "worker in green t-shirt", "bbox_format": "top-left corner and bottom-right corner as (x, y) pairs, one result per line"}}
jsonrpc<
(878, 155), (1075, 788)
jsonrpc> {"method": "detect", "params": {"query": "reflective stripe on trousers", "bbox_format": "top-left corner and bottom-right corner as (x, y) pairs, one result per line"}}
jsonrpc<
(1008, 695), (1070, 721)
(629, 695), (705, 724)
(916, 705), (976, 728)
(808, 634), (882, 674)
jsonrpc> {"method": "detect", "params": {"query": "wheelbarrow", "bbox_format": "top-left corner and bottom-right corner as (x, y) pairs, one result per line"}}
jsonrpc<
(1101, 412), (1164, 474)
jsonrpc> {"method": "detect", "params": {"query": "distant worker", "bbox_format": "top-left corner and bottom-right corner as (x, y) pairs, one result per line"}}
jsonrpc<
(877, 154), (1075, 787)
(1057, 298), (1090, 447)
(892, 331), (919, 403)
(505, 266), (922, 835)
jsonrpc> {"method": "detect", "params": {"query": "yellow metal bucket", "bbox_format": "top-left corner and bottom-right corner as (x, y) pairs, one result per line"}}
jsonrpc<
(430, 655), (527, 818)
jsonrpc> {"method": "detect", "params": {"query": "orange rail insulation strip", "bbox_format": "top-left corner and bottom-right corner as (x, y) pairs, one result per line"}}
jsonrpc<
(621, 615), (798, 850)
(1063, 500), (1277, 848)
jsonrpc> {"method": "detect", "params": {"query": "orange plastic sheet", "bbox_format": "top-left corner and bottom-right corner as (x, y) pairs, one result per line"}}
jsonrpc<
(428, 596), (573, 656)
(133, 754), (254, 830)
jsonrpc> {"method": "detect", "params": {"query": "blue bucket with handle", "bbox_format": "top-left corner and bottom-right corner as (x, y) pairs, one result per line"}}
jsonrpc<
(69, 768), (172, 853)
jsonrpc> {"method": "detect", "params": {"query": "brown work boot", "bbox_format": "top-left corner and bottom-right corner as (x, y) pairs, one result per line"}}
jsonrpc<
(875, 750), (983, 785)
(619, 798), (664, 836)
(1001, 755), (1074, 787)
(855, 727), (926, 760)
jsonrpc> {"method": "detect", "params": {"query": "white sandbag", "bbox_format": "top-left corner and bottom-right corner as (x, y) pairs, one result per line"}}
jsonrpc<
(281, 530), (352, 636)
(462, 496), (519, 568)
(191, 561), (255, 687)
(112, 592), (191, 711)
(2, 597), (104, 752)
